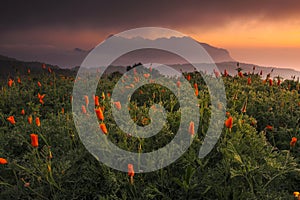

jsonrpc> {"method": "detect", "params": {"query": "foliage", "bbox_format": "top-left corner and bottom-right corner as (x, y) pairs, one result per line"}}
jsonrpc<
(0, 67), (299, 199)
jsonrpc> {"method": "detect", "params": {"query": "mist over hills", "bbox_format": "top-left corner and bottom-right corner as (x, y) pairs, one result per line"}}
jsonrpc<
(0, 36), (299, 80)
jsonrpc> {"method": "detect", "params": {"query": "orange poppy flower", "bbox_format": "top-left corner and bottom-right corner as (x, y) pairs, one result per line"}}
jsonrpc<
(28, 69), (31, 74)
(84, 95), (89, 107)
(81, 105), (87, 114)
(187, 74), (191, 81)
(247, 77), (251, 85)
(143, 73), (150, 78)
(107, 92), (111, 98)
(141, 118), (149, 125)
(8, 79), (13, 87)
(0, 158), (8, 164)
(225, 116), (233, 129)
(269, 79), (273, 86)
(176, 80), (181, 88)
(42, 63), (46, 69)
(17, 77), (21, 84)
(37, 93), (45, 104)
(194, 83), (198, 90)
(21, 109), (25, 115)
(95, 108), (104, 121)
(35, 117), (41, 127)
(114, 101), (121, 110)
(7, 116), (15, 125)
(238, 71), (244, 78)
(290, 137), (297, 147)
(94, 95), (100, 106)
(30, 134), (38, 147)
(128, 163), (135, 184)
(195, 88), (199, 97)
(28, 116), (33, 124)
(189, 121), (195, 136)
(100, 123), (108, 134)
(266, 125), (273, 130)
(128, 164), (134, 176)
(37, 81), (42, 87)
(223, 69), (228, 77)
(61, 107), (64, 114)
(48, 67), (52, 73)
(134, 77), (139, 83)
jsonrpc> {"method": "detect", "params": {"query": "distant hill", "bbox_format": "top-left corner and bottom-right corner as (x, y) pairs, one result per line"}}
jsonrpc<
(76, 36), (235, 67)
(0, 55), (75, 79)
(0, 55), (17, 61)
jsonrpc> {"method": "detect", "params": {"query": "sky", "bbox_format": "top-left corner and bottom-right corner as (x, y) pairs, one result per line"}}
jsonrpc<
(1, 0), (300, 70)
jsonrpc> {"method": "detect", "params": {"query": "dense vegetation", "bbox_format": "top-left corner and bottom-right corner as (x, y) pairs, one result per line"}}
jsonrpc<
(0, 65), (299, 199)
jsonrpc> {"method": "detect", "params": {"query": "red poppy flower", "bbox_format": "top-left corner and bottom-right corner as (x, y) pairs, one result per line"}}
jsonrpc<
(143, 73), (150, 78)
(0, 158), (8, 164)
(94, 95), (100, 106)
(247, 77), (251, 85)
(195, 88), (199, 97)
(187, 74), (191, 81)
(238, 71), (244, 78)
(95, 108), (104, 121)
(30, 134), (38, 147)
(84, 95), (89, 107)
(266, 125), (273, 130)
(128, 163), (135, 184)
(28, 116), (33, 124)
(7, 116), (15, 125)
(8, 79), (13, 87)
(223, 69), (228, 77)
(81, 105), (87, 114)
(100, 123), (108, 134)
(176, 81), (181, 88)
(290, 137), (297, 147)
(189, 121), (195, 135)
(114, 101), (122, 110)
(35, 117), (41, 127)
(225, 116), (233, 129)
(128, 164), (135, 177)
(269, 79), (273, 86)
(37, 93), (45, 104)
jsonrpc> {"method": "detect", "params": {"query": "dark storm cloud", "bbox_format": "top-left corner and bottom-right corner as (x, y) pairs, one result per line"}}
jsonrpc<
(1, 0), (300, 32)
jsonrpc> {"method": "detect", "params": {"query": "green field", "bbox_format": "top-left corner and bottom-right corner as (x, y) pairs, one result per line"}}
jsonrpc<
(0, 66), (299, 199)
